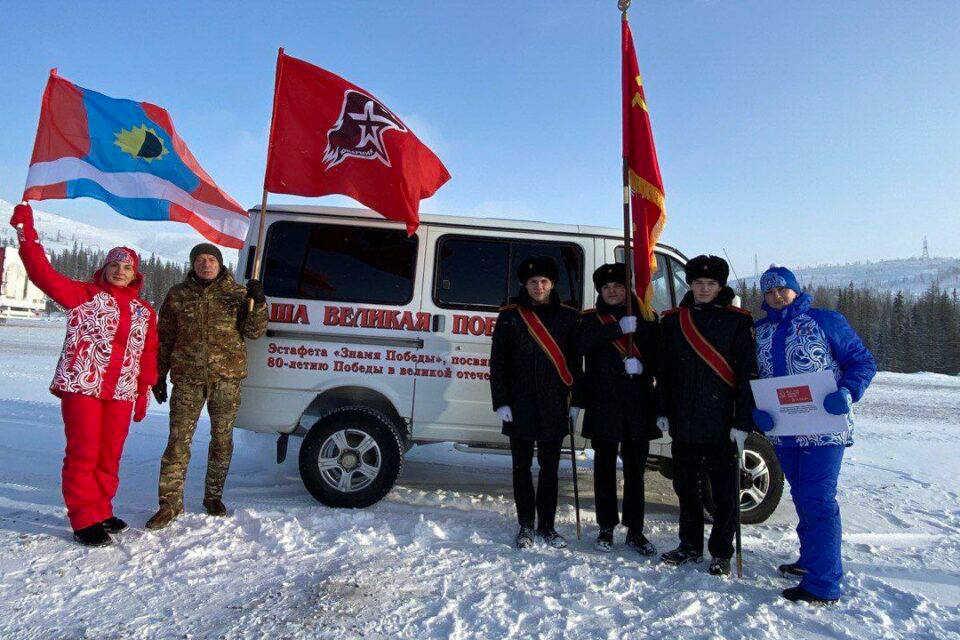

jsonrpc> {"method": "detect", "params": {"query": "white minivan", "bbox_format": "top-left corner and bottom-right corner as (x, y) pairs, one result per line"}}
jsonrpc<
(234, 205), (783, 523)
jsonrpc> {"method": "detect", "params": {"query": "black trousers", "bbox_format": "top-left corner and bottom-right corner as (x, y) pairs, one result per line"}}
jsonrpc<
(510, 437), (563, 531)
(671, 440), (738, 559)
(592, 437), (650, 531)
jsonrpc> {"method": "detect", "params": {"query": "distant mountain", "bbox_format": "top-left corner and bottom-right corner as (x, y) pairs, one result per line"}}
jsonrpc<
(739, 257), (960, 296)
(0, 199), (239, 265)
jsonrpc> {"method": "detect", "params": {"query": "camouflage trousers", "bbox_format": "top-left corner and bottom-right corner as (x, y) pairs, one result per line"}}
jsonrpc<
(157, 380), (242, 512)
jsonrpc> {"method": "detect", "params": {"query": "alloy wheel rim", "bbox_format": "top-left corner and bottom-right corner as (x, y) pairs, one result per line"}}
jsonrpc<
(317, 428), (381, 493)
(739, 449), (770, 512)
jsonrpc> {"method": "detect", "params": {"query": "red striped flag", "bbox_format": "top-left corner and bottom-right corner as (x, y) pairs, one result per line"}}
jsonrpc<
(622, 17), (666, 320)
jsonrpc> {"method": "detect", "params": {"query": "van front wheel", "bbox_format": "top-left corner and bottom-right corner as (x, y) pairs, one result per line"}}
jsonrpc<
(298, 406), (404, 508)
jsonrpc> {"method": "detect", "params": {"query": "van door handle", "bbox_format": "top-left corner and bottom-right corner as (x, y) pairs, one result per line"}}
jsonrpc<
(432, 314), (445, 332)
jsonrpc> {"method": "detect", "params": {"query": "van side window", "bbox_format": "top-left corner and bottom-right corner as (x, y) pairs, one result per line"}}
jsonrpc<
(614, 247), (672, 312)
(435, 237), (509, 309)
(262, 222), (418, 305)
(435, 236), (583, 311)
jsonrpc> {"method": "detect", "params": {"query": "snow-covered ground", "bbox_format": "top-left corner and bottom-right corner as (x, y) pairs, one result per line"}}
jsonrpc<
(0, 321), (957, 639)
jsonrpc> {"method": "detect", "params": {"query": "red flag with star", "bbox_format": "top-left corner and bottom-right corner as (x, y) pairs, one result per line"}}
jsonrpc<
(622, 17), (665, 320)
(264, 50), (450, 234)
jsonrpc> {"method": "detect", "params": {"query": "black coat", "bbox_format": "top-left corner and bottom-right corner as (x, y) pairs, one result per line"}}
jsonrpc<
(489, 288), (580, 441)
(658, 287), (757, 444)
(574, 296), (661, 442)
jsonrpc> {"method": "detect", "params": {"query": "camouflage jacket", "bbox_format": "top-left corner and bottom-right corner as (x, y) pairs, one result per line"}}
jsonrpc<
(157, 270), (268, 385)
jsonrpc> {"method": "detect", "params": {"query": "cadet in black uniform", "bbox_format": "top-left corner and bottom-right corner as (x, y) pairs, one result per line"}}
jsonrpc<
(490, 256), (581, 549)
(574, 263), (661, 554)
(657, 255), (757, 576)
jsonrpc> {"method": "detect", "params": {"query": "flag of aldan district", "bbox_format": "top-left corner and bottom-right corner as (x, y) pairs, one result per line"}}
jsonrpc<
(264, 50), (450, 234)
(622, 18), (666, 321)
(23, 70), (249, 249)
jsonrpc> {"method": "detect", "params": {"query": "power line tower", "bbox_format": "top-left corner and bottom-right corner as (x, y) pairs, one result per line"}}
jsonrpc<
(754, 254), (759, 278)
(922, 236), (930, 261)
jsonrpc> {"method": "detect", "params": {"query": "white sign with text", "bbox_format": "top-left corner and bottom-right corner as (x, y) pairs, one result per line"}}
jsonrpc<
(750, 371), (848, 437)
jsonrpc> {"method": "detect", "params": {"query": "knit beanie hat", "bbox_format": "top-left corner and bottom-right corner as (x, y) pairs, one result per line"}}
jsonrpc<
(103, 246), (140, 273)
(189, 242), (224, 267)
(760, 264), (802, 294)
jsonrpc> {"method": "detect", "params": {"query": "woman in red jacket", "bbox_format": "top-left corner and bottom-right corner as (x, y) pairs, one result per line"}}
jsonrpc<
(10, 203), (158, 547)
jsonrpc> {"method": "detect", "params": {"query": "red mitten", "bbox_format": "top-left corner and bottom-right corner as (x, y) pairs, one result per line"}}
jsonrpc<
(10, 203), (38, 243)
(133, 387), (150, 422)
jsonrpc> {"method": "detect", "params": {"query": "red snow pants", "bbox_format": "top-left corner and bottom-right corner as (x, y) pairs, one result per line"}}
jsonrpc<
(60, 393), (133, 530)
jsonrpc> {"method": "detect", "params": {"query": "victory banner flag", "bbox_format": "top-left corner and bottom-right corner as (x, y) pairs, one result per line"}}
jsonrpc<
(23, 70), (249, 248)
(622, 18), (666, 320)
(264, 50), (450, 234)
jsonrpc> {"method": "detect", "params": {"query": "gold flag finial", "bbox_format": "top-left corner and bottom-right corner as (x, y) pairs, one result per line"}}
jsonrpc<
(618, 0), (631, 13)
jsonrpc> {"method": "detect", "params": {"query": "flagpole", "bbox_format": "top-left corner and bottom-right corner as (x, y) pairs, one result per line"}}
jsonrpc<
(621, 160), (633, 322)
(247, 189), (269, 312)
(251, 186), (269, 278)
(619, 0), (637, 362)
(248, 47), (285, 311)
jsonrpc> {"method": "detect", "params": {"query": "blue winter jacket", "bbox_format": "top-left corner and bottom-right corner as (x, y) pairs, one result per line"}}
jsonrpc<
(754, 292), (877, 447)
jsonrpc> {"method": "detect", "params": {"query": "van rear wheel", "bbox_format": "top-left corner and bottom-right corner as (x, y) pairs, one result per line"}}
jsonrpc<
(298, 406), (404, 508)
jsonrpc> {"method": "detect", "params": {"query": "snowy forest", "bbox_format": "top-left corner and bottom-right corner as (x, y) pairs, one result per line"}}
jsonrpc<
(5, 242), (958, 375)
(737, 280), (960, 375)
(43, 243), (197, 308)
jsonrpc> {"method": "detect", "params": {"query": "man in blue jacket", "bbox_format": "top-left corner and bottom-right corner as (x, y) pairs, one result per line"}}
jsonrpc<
(752, 265), (876, 604)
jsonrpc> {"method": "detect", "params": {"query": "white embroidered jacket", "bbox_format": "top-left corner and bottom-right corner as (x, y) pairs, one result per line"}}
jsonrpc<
(50, 292), (151, 402)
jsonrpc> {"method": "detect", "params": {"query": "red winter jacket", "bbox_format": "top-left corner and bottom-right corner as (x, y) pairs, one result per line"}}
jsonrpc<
(19, 238), (158, 402)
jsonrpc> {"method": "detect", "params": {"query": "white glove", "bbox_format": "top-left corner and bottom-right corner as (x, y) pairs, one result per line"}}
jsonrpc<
(656, 416), (669, 434)
(618, 315), (637, 334)
(496, 406), (513, 422)
(569, 406), (582, 420)
(730, 428), (748, 454)
(624, 357), (642, 375)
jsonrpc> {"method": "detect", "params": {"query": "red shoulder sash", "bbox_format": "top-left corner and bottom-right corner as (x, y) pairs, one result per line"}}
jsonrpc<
(678, 307), (735, 388)
(597, 312), (642, 359)
(517, 305), (574, 387)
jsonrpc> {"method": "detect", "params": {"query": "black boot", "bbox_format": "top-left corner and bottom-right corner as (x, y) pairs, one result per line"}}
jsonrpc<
(660, 543), (702, 566)
(778, 561), (808, 578)
(516, 526), (535, 549)
(595, 527), (614, 552)
(537, 528), (568, 549)
(203, 499), (227, 517)
(709, 557), (731, 576)
(145, 504), (180, 530)
(625, 529), (656, 556)
(782, 586), (837, 605)
(73, 523), (113, 547)
(102, 516), (128, 534)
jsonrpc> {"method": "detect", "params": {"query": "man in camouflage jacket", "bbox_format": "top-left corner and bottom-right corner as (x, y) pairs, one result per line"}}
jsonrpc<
(145, 243), (268, 529)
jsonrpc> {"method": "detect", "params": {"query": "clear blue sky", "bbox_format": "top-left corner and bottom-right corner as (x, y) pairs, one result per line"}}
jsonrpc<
(1, 1), (958, 275)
